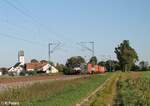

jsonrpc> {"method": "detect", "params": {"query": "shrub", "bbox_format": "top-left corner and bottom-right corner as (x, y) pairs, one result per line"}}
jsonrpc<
(8, 72), (15, 76)
(19, 70), (26, 76)
(27, 70), (37, 76)
(63, 67), (80, 75)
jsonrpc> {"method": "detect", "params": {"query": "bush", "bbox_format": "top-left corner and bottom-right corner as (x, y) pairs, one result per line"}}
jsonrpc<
(63, 67), (80, 75)
(36, 70), (46, 74)
(27, 70), (37, 76)
(8, 72), (15, 76)
(19, 70), (27, 76)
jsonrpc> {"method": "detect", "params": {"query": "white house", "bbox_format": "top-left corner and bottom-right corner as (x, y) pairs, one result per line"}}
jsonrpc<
(8, 62), (24, 75)
(26, 62), (59, 74)
(42, 64), (59, 74)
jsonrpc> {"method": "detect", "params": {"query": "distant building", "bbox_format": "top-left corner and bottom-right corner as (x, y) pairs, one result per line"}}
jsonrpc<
(8, 50), (25, 75)
(8, 62), (24, 75)
(26, 61), (48, 71)
(26, 61), (59, 74)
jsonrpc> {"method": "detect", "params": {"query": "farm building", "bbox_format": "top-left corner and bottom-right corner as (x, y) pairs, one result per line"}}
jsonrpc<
(26, 61), (59, 74)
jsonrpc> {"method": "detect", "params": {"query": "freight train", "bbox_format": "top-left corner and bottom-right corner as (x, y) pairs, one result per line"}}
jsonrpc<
(73, 64), (106, 74)
(87, 64), (106, 74)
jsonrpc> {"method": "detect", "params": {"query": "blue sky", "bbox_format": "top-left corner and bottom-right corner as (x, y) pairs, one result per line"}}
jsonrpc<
(0, 0), (150, 67)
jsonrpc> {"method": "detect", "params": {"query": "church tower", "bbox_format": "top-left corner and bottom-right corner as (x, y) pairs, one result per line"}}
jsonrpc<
(18, 50), (25, 65)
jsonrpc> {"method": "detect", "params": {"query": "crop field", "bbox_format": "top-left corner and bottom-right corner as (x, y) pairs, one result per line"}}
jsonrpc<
(115, 72), (150, 106)
(0, 74), (111, 106)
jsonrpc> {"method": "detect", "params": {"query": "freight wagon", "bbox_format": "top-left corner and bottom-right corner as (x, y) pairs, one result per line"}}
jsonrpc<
(87, 64), (106, 74)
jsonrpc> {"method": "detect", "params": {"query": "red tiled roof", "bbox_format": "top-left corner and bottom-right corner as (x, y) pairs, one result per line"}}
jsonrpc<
(26, 62), (47, 70)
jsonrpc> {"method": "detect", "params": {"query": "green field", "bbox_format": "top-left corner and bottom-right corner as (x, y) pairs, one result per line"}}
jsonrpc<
(0, 74), (111, 106)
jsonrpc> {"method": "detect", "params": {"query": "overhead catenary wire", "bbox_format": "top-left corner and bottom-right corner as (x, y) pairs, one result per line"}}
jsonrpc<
(0, 0), (81, 64)
(0, 32), (46, 46)
(3, 0), (39, 26)
(0, 17), (39, 37)
(78, 41), (95, 57)
(0, 0), (62, 47)
(2, 0), (72, 42)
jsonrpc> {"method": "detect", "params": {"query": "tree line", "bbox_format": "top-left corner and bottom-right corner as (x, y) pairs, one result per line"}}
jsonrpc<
(60, 40), (150, 74)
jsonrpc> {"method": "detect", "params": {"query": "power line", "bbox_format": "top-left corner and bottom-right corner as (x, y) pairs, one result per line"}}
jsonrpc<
(3, 0), (39, 26)
(0, 32), (45, 46)
(78, 41), (95, 57)
(0, 17), (38, 35)
(2, 0), (72, 42)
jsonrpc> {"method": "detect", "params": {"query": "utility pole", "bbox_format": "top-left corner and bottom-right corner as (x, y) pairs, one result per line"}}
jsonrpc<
(48, 42), (61, 64)
(48, 43), (52, 63)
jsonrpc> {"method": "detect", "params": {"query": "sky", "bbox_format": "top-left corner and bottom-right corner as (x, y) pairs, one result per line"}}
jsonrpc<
(0, 0), (150, 67)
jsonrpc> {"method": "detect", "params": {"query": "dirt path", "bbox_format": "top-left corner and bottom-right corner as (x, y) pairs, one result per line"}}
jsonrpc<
(76, 73), (120, 106)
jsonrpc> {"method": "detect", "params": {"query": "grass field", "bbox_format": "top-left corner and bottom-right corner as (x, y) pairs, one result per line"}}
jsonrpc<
(0, 74), (111, 106)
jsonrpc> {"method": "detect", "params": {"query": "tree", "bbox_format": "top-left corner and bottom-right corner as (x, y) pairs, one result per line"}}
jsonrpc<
(31, 59), (39, 63)
(111, 60), (121, 71)
(64, 56), (85, 75)
(105, 60), (113, 72)
(114, 40), (138, 72)
(139, 61), (149, 71)
(131, 64), (140, 71)
(98, 60), (120, 71)
(89, 56), (98, 66)
(56, 63), (65, 72)
(98, 61), (106, 66)
(0, 67), (8, 75)
(40, 60), (48, 64)
(66, 56), (85, 68)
